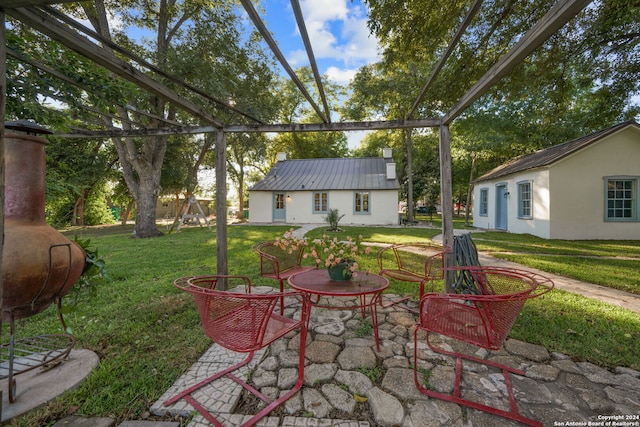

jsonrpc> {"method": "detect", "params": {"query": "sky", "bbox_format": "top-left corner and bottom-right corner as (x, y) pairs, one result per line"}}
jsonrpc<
(259, 0), (380, 85)
(256, 0), (382, 149)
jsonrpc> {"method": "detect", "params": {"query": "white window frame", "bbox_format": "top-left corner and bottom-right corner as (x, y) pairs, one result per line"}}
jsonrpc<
(313, 192), (328, 214)
(605, 176), (638, 222)
(479, 188), (489, 216)
(354, 191), (370, 214)
(517, 180), (533, 219)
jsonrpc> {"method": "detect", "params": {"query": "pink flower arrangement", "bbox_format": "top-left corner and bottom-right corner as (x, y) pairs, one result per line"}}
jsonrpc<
(275, 229), (372, 273)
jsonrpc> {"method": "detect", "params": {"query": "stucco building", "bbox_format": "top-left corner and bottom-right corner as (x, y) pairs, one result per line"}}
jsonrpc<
(473, 121), (640, 240)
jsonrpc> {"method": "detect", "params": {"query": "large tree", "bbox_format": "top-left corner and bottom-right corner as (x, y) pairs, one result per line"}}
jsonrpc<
(343, 62), (434, 220)
(350, 0), (640, 214)
(361, 0), (640, 135)
(77, 1), (235, 237)
(74, 0), (280, 237)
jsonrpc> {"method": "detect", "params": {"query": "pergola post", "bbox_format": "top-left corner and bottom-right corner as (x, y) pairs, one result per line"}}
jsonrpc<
(215, 130), (228, 287)
(439, 123), (456, 292)
(1, 9), (6, 334)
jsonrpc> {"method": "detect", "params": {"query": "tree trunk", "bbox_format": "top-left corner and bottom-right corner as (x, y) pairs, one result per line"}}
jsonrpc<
(133, 176), (163, 238)
(73, 195), (86, 226)
(465, 155), (476, 226)
(84, 1), (166, 238)
(236, 159), (245, 220)
(406, 128), (414, 222)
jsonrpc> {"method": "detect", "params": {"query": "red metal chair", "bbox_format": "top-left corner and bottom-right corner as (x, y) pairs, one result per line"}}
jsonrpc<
(413, 266), (553, 427)
(164, 275), (311, 427)
(253, 240), (317, 313)
(377, 242), (451, 312)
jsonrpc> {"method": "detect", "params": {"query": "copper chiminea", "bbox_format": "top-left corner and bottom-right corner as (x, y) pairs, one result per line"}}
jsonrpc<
(1, 121), (86, 403)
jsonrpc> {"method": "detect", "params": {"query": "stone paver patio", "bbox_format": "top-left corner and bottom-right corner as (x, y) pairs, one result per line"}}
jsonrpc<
(152, 288), (640, 427)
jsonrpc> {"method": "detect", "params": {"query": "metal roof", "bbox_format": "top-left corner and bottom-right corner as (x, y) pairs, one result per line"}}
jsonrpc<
(249, 157), (400, 192)
(475, 121), (640, 182)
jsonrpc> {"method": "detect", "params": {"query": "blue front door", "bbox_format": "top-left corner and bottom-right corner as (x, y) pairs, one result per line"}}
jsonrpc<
(495, 185), (507, 230)
(273, 193), (286, 222)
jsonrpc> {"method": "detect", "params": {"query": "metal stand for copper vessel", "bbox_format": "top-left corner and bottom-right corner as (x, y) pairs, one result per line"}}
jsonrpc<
(1, 244), (77, 403)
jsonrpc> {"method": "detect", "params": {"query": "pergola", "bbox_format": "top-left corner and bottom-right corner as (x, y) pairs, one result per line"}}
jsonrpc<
(0, 0), (591, 283)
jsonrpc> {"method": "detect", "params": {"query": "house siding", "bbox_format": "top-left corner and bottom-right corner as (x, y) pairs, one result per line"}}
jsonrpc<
(248, 192), (274, 223)
(248, 155), (400, 226)
(548, 126), (640, 240)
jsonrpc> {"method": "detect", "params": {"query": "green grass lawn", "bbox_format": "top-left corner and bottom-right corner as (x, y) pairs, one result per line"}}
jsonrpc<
(471, 231), (640, 295)
(6, 222), (640, 426)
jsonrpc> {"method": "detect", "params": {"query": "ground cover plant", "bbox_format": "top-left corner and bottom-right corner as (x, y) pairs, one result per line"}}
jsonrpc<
(6, 223), (639, 426)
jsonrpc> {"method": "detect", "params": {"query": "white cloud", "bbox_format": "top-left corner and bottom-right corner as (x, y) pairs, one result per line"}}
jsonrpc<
(296, 0), (380, 71)
(287, 48), (310, 68)
(301, 0), (349, 23)
(325, 66), (357, 84)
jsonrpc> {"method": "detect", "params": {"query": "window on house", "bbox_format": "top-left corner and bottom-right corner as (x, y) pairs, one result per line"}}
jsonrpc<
(517, 181), (532, 219)
(313, 192), (328, 213)
(606, 178), (637, 221)
(275, 194), (285, 209)
(354, 192), (370, 214)
(479, 188), (488, 216)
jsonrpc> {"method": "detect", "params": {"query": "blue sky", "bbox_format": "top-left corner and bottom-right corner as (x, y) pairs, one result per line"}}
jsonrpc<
(255, 0), (381, 147)
(258, 0), (381, 85)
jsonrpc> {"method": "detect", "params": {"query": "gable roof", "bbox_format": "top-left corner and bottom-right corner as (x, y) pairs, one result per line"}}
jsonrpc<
(475, 121), (640, 182)
(250, 157), (400, 191)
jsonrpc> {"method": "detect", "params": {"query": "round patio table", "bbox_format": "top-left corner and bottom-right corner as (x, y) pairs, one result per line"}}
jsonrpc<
(288, 269), (389, 351)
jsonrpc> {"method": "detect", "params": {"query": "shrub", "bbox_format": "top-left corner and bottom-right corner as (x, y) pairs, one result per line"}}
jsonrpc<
(324, 208), (345, 231)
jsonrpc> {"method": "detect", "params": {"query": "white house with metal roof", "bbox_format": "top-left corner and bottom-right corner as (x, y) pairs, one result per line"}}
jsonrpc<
(472, 121), (640, 240)
(249, 149), (401, 225)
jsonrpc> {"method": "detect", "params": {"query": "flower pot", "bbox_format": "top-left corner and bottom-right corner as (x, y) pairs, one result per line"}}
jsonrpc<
(327, 261), (354, 281)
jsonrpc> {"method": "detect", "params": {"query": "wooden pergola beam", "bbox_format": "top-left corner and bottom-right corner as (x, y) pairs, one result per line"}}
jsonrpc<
(51, 118), (442, 139)
(7, 6), (225, 129)
(7, 47), (184, 127)
(0, 0), (76, 7)
(442, 0), (591, 124)
(44, 6), (263, 125)
(290, 0), (332, 123)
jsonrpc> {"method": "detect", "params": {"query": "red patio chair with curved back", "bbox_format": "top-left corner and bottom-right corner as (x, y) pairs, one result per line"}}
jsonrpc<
(377, 242), (451, 312)
(413, 266), (553, 427)
(254, 240), (317, 314)
(164, 275), (311, 427)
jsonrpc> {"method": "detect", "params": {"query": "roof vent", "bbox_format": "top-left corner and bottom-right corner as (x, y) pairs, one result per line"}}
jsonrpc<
(386, 162), (396, 180)
(277, 152), (287, 161)
(383, 147), (392, 158)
